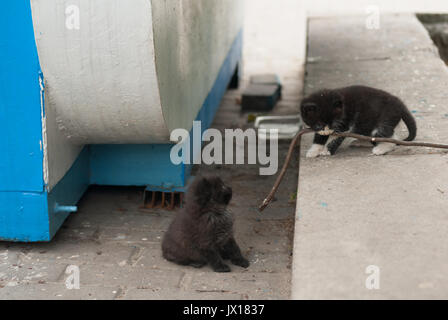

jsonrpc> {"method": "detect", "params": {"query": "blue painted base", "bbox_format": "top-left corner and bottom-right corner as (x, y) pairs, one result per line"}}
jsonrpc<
(0, 29), (242, 242)
(0, 147), (90, 242)
(90, 144), (184, 187)
(47, 147), (90, 239)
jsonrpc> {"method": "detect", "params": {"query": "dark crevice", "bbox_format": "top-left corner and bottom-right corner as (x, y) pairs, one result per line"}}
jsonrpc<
(417, 13), (448, 65)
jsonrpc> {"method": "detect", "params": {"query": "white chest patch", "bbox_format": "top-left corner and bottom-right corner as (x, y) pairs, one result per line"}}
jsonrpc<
(317, 126), (335, 136)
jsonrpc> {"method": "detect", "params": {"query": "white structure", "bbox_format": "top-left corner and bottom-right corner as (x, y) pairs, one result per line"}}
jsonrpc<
(30, 0), (244, 190)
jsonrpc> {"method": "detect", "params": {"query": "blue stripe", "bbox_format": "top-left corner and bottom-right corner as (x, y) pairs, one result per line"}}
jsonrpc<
(0, 2), (50, 242)
(0, 1), (44, 192)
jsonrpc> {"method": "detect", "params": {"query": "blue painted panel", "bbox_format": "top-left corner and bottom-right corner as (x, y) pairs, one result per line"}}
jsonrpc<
(90, 144), (185, 187)
(0, 1), (44, 192)
(0, 1), (49, 242)
(0, 192), (49, 242)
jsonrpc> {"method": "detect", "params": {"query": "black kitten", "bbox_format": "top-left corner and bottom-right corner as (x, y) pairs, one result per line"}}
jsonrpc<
(300, 85), (417, 157)
(161, 176), (249, 272)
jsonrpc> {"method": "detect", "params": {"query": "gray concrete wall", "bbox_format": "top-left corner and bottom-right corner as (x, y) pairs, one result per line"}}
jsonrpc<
(306, 0), (448, 17)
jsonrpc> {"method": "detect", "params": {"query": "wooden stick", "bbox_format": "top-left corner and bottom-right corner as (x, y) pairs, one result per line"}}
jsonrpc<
(258, 130), (448, 212)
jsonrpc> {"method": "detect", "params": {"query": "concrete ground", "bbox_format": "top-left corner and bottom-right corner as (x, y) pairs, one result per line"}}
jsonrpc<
(0, 92), (302, 300)
(0, 75), (304, 301)
(292, 14), (448, 299)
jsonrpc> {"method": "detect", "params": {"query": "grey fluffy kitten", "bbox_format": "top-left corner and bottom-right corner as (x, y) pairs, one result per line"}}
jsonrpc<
(162, 176), (249, 272)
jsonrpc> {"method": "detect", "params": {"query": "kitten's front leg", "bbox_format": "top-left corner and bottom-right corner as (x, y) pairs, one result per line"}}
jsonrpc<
(306, 134), (329, 158)
(326, 136), (345, 155)
(221, 238), (249, 268)
(322, 120), (350, 155)
(202, 248), (231, 272)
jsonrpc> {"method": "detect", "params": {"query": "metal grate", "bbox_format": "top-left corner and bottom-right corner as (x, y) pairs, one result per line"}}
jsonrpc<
(142, 190), (184, 210)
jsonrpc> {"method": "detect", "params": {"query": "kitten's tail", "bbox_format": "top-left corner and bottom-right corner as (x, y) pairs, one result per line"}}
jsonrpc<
(402, 109), (417, 141)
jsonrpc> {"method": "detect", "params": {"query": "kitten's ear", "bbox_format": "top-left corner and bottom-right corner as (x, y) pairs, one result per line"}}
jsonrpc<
(301, 102), (316, 114)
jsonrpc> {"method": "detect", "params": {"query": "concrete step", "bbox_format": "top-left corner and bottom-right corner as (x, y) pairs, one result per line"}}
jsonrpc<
(291, 14), (448, 299)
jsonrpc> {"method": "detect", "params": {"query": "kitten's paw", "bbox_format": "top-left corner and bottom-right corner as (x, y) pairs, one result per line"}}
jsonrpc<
(372, 143), (395, 155)
(372, 148), (385, 156)
(189, 261), (206, 268)
(306, 144), (324, 158)
(319, 148), (331, 157)
(231, 257), (250, 268)
(213, 264), (231, 273)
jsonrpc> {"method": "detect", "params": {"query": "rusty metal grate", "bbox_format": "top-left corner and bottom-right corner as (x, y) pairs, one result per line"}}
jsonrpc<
(142, 190), (183, 210)
(140, 177), (196, 211)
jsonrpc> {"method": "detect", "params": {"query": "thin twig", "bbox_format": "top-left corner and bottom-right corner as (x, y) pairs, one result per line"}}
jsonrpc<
(333, 132), (448, 149)
(259, 128), (313, 211)
(258, 130), (448, 211)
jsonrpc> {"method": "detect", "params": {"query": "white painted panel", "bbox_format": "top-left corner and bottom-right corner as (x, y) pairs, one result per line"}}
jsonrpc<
(30, 0), (244, 189)
(31, 0), (168, 145)
(31, 0), (169, 190)
(42, 87), (84, 191)
(151, 0), (244, 132)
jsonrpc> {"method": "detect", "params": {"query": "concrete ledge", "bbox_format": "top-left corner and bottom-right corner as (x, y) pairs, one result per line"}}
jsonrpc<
(292, 14), (448, 299)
